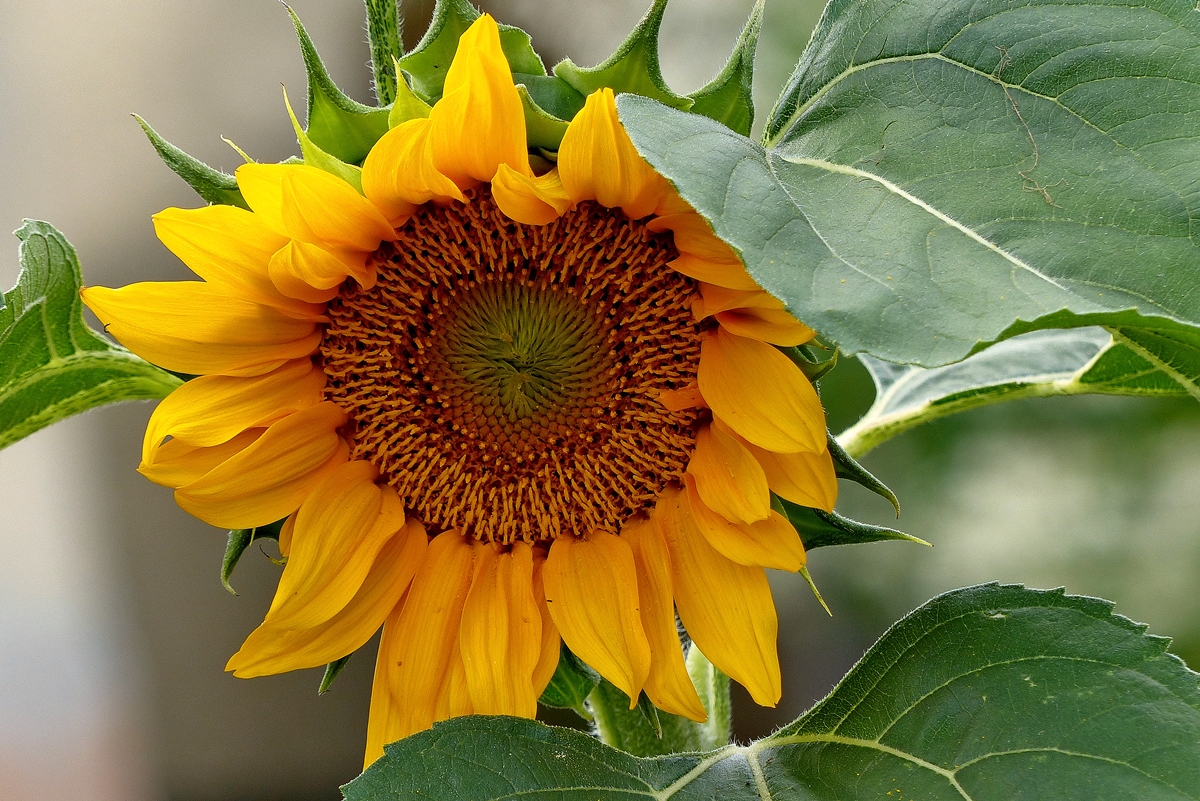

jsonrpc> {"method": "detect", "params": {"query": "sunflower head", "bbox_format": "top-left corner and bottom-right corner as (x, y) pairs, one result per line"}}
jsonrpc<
(82, 2), (843, 767)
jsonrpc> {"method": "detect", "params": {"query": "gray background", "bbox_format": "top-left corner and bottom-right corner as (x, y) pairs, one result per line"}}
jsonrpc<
(1, 1), (1196, 799)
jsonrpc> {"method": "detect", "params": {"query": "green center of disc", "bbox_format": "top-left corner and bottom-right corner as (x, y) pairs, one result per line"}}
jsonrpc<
(442, 282), (607, 419)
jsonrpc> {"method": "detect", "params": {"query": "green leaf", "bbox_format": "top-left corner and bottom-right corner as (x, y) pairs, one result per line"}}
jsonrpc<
(538, 642), (598, 716)
(687, 0), (763, 136)
(344, 584), (1200, 800)
(838, 327), (1190, 458)
(398, 0), (545, 105)
(780, 500), (924, 551)
(553, 0), (692, 111)
(133, 116), (248, 209)
(0, 222), (181, 451)
(287, 5), (391, 164)
(221, 518), (284, 595)
(616, 0), (1200, 371)
(319, 654), (353, 695)
(365, 0), (403, 106)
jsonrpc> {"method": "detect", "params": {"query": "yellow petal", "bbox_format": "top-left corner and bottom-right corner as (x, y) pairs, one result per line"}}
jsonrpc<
(692, 285), (782, 319)
(656, 486), (781, 706)
(432, 637), (474, 722)
(646, 212), (738, 263)
(152, 205), (323, 319)
(622, 515), (706, 722)
(491, 164), (572, 225)
(716, 307), (816, 347)
(265, 462), (406, 630)
(235, 162), (290, 236)
(362, 118), (464, 210)
(558, 88), (667, 219)
(687, 421), (771, 524)
(542, 531), (650, 705)
(698, 327), (826, 453)
(459, 541), (542, 718)
(669, 253), (760, 291)
(657, 383), (706, 412)
(742, 436), (838, 512)
(366, 599), (408, 768)
(268, 239), (367, 303)
(683, 475), (805, 572)
(278, 513), (296, 558)
(428, 15), (530, 187)
(138, 428), (264, 488)
(383, 530), (475, 739)
(174, 401), (349, 529)
(530, 547), (561, 695)
(280, 165), (396, 252)
(142, 358), (324, 463)
(82, 282), (321, 377)
(227, 520), (426, 677)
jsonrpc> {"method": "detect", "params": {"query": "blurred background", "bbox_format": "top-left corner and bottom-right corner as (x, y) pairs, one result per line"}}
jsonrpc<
(0, 1), (1197, 799)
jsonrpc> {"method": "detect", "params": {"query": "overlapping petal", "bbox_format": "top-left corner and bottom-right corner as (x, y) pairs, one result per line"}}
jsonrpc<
(687, 422), (771, 524)
(683, 475), (806, 572)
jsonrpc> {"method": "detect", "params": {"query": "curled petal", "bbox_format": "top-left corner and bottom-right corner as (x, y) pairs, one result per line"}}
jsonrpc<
(268, 239), (370, 303)
(622, 516), (706, 722)
(669, 253), (759, 291)
(492, 164), (572, 225)
(698, 327), (826, 453)
(280, 165), (396, 252)
(530, 547), (561, 695)
(174, 401), (350, 529)
(429, 15), (531, 187)
(716, 307), (816, 347)
(683, 475), (805, 572)
(558, 88), (667, 219)
(693, 284), (782, 319)
(542, 531), (651, 705)
(139, 428), (264, 488)
(742, 435), (838, 512)
(460, 541), (542, 718)
(656, 487), (781, 707)
(227, 520), (426, 678)
(153, 205), (322, 319)
(687, 422), (771, 524)
(142, 359), (324, 463)
(362, 118), (464, 210)
(658, 383), (707, 413)
(82, 282), (321, 377)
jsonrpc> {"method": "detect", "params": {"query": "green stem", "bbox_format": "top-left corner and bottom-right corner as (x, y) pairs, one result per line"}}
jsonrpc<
(586, 647), (731, 756)
(364, 0), (403, 105)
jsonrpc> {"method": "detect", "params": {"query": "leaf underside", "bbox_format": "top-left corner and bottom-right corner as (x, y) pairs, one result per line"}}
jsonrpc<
(616, 0), (1200, 378)
(0, 222), (180, 451)
(345, 583), (1200, 800)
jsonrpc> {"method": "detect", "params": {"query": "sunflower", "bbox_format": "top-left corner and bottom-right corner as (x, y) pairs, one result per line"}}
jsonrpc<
(82, 15), (837, 766)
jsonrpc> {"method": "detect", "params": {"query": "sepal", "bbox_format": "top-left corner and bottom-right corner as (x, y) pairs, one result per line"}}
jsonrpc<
(283, 88), (365, 192)
(221, 518), (285, 595)
(399, 0), (546, 104)
(827, 430), (900, 515)
(286, 4), (391, 164)
(777, 497), (927, 550)
(538, 642), (599, 719)
(134, 116), (248, 209)
(388, 64), (433, 128)
(319, 653), (353, 694)
(687, 0), (763, 136)
(786, 342), (838, 383)
(553, 0), (692, 111)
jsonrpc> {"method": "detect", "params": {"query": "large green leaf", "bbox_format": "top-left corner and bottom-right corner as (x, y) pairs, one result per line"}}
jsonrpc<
(838, 327), (1190, 457)
(344, 583), (1200, 800)
(0, 222), (181, 451)
(617, 0), (1200, 370)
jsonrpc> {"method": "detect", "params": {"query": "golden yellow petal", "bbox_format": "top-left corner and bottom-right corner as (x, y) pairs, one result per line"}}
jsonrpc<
(542, 531), (651, 706)
(280, 165), (396, 252)
(432, 637), (474, 722)
(459, 541), (542, 718)
(716, 307), (816, 347)
(428, 15), (531, 187)
(656, 486), (781, 706)
(235, 163), (290, 235)
(152, 205), (323, 320)
(227, 520), (426, 678)
(265, 462), (405, 630)
(530, 547), (561, 695)
(383, 530), (475, 739)
(142, 359), (324, 463)
(698, 327), (826, 453)
(366, 599), (408, 768)
(491, 164), (572, 225)
(683, 475), (805, 572)
(277, 513), (296, 558)
(668, 253), (760, 291)
(657, 383), (707, 413)
(646, 212), (738, 263)
(687, 421), (771, 524)
(741, 433), (838, 512)
(268, 239), (368, 303)
(362, 118), (464, 209)
(82, 282), (321, 377)
(622, 515), (706, 722)
(558, 88), (667, 219)
(692, 284), (782, 319)
(174, 401), (349, 529)
(138, 428), (264, 488)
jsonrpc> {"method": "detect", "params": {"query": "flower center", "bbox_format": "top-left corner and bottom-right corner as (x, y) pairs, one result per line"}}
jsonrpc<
(319, 187), (703, 544)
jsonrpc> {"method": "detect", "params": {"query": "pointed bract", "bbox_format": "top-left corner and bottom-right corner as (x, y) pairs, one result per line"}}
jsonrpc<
(687, 0), (763, 136)
(134, 116), (248, 209)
